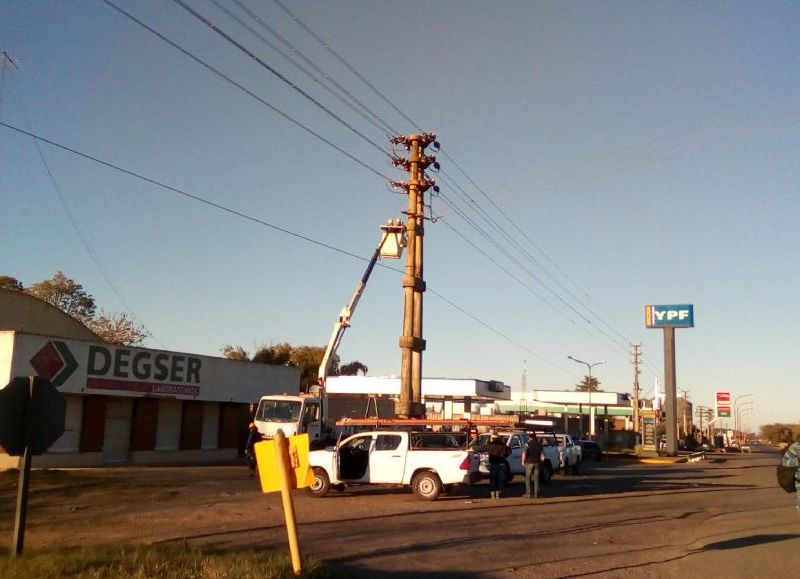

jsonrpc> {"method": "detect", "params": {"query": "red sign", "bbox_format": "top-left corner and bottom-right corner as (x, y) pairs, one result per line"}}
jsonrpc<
(716, 392), (730, 404)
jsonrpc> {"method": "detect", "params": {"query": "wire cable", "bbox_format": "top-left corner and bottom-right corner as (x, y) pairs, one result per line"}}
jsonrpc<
(1, 119), (576, 378)
(170, 0), (390, 158)
(100, 0), (393, 182)
(225, 0), (398, 137)
(270, 0), (420, 132)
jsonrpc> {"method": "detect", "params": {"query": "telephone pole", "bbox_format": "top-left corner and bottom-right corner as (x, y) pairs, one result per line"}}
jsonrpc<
(630, 343), (641, 441)
(390, 133), (438, 418)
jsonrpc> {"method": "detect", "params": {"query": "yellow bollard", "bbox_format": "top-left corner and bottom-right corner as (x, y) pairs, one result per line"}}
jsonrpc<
(274, 430), (302, 576)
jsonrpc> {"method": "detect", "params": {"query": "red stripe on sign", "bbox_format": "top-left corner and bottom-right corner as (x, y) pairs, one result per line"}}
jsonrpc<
(86, 377), (199, 397)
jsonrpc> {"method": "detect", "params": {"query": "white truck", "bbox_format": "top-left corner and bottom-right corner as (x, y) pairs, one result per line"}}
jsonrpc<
(470, 431), (559, 484)
(555, 433), (583, 475)
(307, 430), (472, 501)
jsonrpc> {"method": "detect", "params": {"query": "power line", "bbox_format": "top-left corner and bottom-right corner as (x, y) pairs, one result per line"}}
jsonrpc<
(221, 0), (397, 136)
(1, 119), (574, 373)
(170, 0), (390, 158)
(99, 0), (393, 182)
(269, 0), (641, 357)
(270, 0), (420, 132)
(4, 83), (164, 348)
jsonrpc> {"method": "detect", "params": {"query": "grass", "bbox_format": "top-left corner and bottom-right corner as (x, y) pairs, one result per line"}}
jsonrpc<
(0, 543), (337, 578)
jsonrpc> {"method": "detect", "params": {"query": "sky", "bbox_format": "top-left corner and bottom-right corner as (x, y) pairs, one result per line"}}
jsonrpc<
(2, 1), (798, 432)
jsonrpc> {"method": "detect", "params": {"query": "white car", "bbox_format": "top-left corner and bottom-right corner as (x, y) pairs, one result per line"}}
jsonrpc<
(470, 431), (558, 484)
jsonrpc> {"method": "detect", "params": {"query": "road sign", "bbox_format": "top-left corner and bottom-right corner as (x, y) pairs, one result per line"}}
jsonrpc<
(645, 304), (694, 328)
(0, 376), (66, 456)
(255, 433), (314, 493)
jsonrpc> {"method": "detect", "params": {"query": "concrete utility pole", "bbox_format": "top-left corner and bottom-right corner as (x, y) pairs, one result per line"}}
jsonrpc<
(630, 343), (641, 441)
(390, 133), (438, 418)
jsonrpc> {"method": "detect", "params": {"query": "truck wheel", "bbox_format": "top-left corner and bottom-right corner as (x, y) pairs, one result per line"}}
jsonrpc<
(572, 458), (581, 475)
(412, 471), (442, 501)
(308, 467), (331, 498)
(503, 461), (513, 484)
(540, 462), (553, 484)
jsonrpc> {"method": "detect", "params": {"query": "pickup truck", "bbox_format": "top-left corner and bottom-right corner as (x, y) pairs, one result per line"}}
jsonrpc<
(470, 431), (558, 484)
(555, 433), (582, 475)
(307, 430), (471, 501)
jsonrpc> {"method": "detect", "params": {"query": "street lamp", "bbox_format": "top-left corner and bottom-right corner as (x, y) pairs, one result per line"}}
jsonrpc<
(733, 395), (754, 444)
(567, 356), (605, 440)
(736, 402), (754, 445)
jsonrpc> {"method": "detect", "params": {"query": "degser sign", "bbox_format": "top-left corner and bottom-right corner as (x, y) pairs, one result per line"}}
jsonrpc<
(645, 304), (694, 329)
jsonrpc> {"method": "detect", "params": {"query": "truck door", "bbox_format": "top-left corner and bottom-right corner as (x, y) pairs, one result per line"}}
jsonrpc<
(368, 434), (407, 483)
(336, 433), (373, 482)
(301, 400), (322, 441)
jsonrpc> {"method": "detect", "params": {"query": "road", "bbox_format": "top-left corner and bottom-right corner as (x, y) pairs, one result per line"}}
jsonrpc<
(1, 445), (797, 577)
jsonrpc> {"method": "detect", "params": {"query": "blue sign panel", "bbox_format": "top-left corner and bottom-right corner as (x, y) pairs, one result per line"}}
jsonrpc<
(645, 304), (694, 328)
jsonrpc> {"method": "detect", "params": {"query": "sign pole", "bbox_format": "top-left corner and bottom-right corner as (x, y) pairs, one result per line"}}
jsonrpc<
(663, 327), (679, 456)
(11, 377), (34, 557)
(274, 430), (302, 576)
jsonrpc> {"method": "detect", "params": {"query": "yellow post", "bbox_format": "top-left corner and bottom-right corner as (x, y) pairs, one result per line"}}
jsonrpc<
(274, 430), (302, 575)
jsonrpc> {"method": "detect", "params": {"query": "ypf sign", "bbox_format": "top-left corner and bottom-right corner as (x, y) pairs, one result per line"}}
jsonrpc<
(645, 304), (694, 328)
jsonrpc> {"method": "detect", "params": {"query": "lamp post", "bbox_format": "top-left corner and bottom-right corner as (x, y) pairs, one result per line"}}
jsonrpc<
(733, 395), (754, 444)
(567, 356), (605, 440)
(738, 409), (753, 445)
(735, 402), (753, 445)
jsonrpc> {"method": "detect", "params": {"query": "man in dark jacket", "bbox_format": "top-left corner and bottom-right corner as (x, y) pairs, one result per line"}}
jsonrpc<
(484, 431), (511, 499)
(522, 432), (543, 498)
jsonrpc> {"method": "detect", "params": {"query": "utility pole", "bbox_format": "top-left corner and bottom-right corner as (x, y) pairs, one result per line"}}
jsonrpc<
(630, 343), (641, 442)
(521, 360), (528, 415)
(679, 389), (690, 437)
(390, 133), (438, 418)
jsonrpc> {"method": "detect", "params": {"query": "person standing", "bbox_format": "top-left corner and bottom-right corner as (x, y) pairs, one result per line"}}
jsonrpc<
(522, 432), (543, 498)
(485, 431), (511, 499)
(781, 440), (800, 512)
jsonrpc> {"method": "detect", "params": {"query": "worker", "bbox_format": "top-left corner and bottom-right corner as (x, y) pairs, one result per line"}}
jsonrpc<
(484, 430), (511, 499)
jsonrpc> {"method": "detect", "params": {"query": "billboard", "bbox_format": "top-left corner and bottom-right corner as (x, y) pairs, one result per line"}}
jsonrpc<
(645, 304), (694, 328)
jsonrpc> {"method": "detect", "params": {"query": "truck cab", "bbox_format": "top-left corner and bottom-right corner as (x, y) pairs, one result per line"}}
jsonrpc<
(253, 394), (325, 443)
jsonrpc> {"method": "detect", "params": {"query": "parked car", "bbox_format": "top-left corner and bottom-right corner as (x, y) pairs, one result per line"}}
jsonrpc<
(470, 431), (558, 485)
(577, 439), (602, 461)
(555, 433), (582, 474)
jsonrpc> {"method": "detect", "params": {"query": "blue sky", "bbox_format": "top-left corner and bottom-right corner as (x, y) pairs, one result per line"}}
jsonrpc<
(2, 1), (798, 431)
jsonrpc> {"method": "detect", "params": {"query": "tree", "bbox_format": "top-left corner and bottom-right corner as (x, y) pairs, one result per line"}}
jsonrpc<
(290, 345), (337, 391)
(87, 311), (149, 346)
(228, 342), (349, 392)
(340, 361), (368, 376)
(575, 375), (602, 392)
(26, 271), (96, 323)
(252, 342), (294, 366)
(14, 271), (149, 347)
(0, 275), (24, 291)
(221, 344), (249, 361)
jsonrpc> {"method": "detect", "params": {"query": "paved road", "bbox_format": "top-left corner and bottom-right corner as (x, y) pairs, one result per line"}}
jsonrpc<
(3, 445), (797, 577)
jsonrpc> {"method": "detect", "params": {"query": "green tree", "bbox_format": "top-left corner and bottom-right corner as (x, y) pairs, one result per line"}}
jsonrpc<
(252, 342), (294, 366)
(229, 342), (347, 391)
(26, 271), (96, 323)
(340, 361), (368, 376)
(0, 275), (24, 291)
(575, 375), (602, 392)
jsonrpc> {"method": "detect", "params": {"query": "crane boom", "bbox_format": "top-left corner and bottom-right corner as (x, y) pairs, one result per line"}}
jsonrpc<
(316, 221), (405, 397)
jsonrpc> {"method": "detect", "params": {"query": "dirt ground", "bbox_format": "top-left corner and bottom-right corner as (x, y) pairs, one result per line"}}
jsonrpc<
(0, 465), (271, 550)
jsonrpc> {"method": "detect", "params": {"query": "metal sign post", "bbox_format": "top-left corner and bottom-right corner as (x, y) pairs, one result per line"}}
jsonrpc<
(0, 376), (66, 556)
